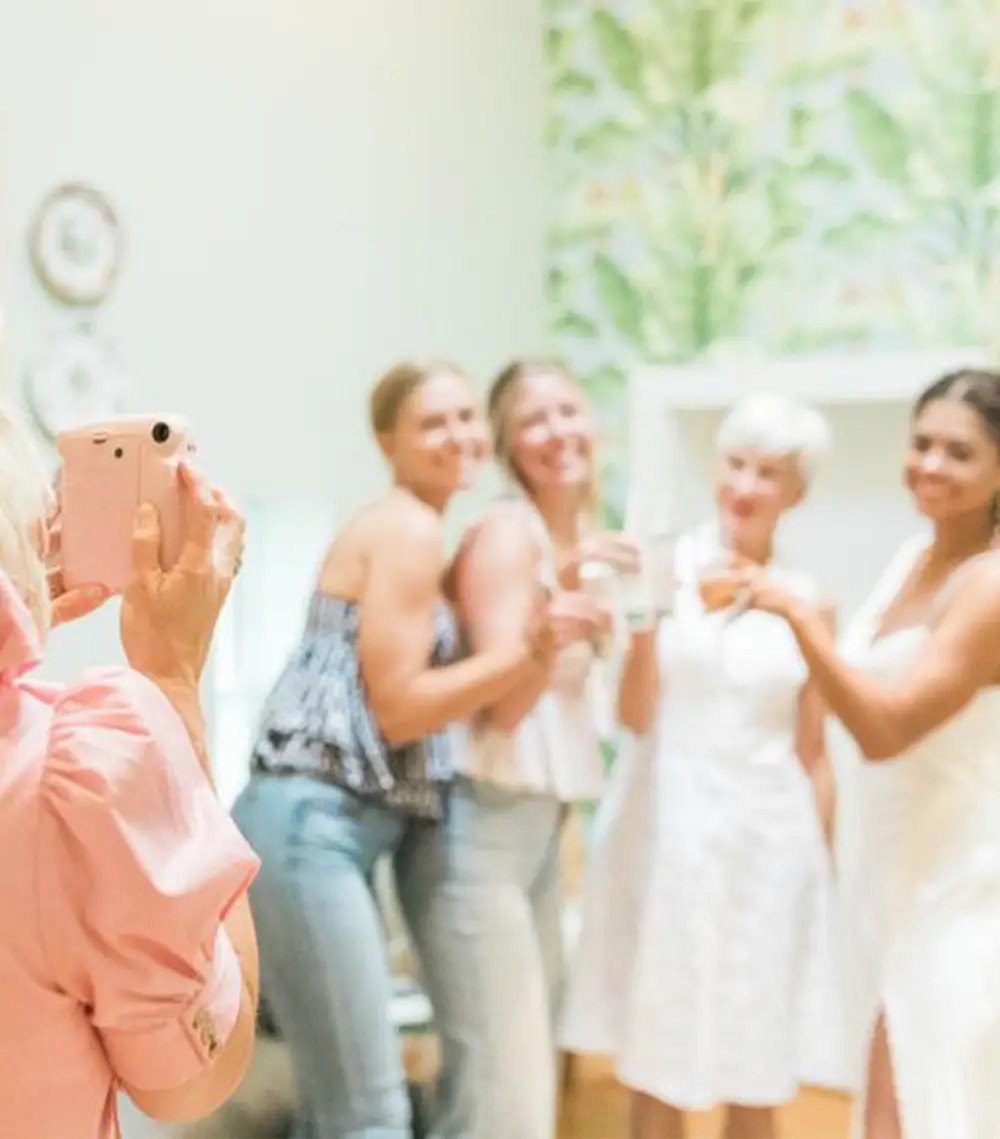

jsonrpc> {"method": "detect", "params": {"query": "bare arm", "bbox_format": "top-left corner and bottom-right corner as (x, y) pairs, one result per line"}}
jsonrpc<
(794, 607), (836, 845)
(617, 628), (660, 735)
(775, 558), (1000, 760)
(124, 680), (258, 1124)
(358, 506), (535, 744)
(113, 474), (257, 1123)
(556, 531), (641, 590)
(454, 510), (554, 732)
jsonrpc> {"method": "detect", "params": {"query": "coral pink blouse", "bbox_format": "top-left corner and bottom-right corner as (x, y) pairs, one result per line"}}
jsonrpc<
(0, 573), (259, 1138)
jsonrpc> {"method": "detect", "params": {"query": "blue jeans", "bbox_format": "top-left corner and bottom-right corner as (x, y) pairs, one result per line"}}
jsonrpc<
(402, 776), (567, 1139)
(233, 774), (438, 1139)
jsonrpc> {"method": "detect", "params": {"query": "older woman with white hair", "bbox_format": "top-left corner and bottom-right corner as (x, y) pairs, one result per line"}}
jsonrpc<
(0, 400), (259, 1138)
(561, 394), (848, 1139)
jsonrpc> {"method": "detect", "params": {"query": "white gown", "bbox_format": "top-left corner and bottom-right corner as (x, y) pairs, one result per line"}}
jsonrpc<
(561, 525), (848, 1109)
(839, 536), (1000, 1139)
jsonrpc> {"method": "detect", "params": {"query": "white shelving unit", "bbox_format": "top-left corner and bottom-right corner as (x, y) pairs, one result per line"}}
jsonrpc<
(631, 347), (988, 413)
(620, 348), (985, 542)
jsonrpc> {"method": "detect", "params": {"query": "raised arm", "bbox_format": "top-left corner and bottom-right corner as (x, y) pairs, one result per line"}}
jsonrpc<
(617, 627), (660, 736)
(113, 470), (259, 1123)
(748, 557), (1000, 760)
(556, 530), (641, 590)
(120, 682), (260, 1125)
(454, 510), (554, 731)
(794, 606), (836, 845)
(358, 505), (540, 744)
(454, 507), (606, 731)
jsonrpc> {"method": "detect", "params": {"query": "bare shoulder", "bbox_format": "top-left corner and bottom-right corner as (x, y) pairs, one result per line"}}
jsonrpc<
(452, 504), (541, 602)
(947, 549), (1000, 619)
(371, 489), (442, 540)
(341, 493), (442, 562)
(952, 546), (1000, 610)
(464, 502), (539, 565)
(817, 599), (837, 631)
(479, 500), (536, 544)
(321, 492), (443, 596)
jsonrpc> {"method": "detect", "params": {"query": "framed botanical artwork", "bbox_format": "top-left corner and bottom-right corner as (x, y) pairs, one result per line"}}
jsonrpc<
(545, 0), (1000, 462)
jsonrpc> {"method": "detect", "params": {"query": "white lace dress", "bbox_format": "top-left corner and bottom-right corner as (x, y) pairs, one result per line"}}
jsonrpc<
(839, 536), (1000, 1139)
(560, 524), (848, 1109)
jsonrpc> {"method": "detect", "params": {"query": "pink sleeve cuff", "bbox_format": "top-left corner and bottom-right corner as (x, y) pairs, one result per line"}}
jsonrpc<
(103, 929), (244, 1092)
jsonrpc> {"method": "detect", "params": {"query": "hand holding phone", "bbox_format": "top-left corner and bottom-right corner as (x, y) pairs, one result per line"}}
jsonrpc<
(45, 506), (111, 626)
(120, 465), (245, 685)
(56, 414), (194, 595)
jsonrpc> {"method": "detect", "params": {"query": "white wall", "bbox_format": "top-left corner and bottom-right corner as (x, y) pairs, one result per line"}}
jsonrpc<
(0, 0), (548, 684)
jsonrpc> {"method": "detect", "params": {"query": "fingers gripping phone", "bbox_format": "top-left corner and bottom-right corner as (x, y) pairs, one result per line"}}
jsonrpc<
(56, 414), (194, 594)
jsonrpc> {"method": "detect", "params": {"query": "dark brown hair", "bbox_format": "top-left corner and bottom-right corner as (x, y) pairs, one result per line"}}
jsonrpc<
(914, 368), (1000, 528)
(914, 369), (1000, 454)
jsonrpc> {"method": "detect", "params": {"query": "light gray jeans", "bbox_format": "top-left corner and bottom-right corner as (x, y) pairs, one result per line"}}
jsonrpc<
(401, 776), (568, 1139)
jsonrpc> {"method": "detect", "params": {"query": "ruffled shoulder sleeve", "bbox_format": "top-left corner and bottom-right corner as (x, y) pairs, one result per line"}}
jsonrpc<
(37, 667), (259, 1091)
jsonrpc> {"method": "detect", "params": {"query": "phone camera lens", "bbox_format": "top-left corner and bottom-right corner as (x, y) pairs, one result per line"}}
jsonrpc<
(151, 421), (171, 444)
(114, 447), (124, 459)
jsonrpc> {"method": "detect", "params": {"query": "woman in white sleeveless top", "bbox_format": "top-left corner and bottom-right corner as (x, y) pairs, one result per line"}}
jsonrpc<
(733, 370), (1000, 1139)
(561, 395), (848, 1139)
(409, 359), (638, 1139)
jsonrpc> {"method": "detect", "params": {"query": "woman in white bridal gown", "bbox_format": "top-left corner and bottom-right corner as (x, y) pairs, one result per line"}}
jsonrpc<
(734, 369), (1000, 1139)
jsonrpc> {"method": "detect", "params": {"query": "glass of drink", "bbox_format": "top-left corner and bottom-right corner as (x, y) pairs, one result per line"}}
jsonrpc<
(618, 530), (677, 632)
(696, 532), (748, 617)
(578, 560), (619, 658)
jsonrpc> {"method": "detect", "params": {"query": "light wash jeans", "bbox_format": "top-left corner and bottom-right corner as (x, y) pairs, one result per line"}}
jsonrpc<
(233, 773), (439, 1139)
(402, 776), (568, 1139)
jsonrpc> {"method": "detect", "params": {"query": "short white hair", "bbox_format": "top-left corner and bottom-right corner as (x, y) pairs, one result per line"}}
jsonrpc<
(716, 393), (830, 483)
(0, 398), (52, 631)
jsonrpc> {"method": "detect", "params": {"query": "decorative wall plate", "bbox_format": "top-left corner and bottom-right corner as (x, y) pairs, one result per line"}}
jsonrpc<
(29, 183), (122, 306)
(22, 327), (129, 440)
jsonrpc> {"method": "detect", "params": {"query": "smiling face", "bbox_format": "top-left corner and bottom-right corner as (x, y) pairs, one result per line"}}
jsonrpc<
(378, 369), (487, 501)
(904, 397), (1000, 525)
(715, 446), (804, 550)
(501, 369), (594, 498)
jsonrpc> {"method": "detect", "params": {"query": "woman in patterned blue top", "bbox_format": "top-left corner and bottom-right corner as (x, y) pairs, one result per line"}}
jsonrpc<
(232, 360), (554, 1139)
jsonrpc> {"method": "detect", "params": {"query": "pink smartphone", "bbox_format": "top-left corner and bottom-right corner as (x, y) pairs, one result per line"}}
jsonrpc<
(56, 414), (194, 594)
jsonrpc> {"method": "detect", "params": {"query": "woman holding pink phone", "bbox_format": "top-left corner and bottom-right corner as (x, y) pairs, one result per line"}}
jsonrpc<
(231, 360), (556, 1139)
(0, 401), (260, 1137)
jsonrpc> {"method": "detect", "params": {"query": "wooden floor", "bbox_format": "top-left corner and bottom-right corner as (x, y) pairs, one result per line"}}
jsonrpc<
(558, 1057), (851, 1139)
(172, 1039), (852, 1139)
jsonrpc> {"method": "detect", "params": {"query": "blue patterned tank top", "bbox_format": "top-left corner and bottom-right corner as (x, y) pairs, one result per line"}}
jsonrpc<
(250, 592), (460, 819)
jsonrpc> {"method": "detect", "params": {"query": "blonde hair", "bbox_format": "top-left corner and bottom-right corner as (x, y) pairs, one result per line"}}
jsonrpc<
(0, 399), (52, 632)
(369, 359), (469, 435)
(487, 359), (601, 522)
